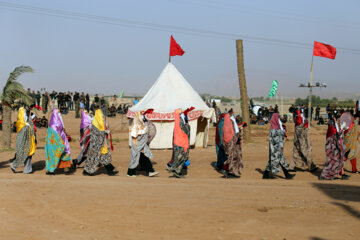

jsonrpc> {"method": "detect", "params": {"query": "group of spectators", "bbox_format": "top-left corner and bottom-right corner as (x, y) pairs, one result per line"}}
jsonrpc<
(26, 89), (131, 118)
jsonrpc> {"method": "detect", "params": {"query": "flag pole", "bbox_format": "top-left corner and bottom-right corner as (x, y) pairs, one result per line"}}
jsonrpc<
(308, 55), (314, 128)
(169, 56), (171, 63)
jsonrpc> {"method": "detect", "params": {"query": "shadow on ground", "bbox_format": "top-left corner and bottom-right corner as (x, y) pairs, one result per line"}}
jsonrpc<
(312, 182), (360, 220)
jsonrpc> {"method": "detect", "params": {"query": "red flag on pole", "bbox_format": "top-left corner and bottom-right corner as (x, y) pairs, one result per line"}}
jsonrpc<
(169, 35), (185, 57)
(313, 41), (336, 59)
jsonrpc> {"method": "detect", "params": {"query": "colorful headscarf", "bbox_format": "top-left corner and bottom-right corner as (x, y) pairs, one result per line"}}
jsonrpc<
(92, 109), (109, 154)
(49, 108), (71, 155)
(130, 112), (147, 138)
(270, 113), (282, 130)
(92, 109), (105, 131)
(80, 110), (92, 129)
(222, 113), (235, 143)
(173, 109), (189, 153)
(16, 107), (29, 133)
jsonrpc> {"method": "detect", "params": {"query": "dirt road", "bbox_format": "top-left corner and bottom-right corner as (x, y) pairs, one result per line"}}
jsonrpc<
(0, 112), (359, 240)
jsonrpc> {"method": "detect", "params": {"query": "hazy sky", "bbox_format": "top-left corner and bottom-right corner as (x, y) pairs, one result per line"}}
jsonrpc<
(1, 0), (359, 98)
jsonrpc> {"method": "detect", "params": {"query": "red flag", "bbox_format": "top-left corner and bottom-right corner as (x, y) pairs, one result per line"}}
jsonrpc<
(313, 41), (336, 59)
(169, 35), (185, 57)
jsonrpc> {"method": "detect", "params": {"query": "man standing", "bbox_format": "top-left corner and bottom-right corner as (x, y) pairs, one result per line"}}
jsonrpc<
(35, 91), (41, 106)
(315, 106), (320, 120)
(74, 91), (80, 118)
(42, 92), (49, 114)
(94, 94), (100, 106)
(66, 91), (72, 111)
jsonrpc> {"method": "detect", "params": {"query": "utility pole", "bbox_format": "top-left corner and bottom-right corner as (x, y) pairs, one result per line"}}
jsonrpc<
(236, 39), (251, 142)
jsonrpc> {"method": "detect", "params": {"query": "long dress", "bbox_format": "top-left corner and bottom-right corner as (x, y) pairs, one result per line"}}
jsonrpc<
(45, 109), (71, 173)
(10, 107), (36, 174)
(344, 124), (359, 172)
(265, 129), (291, 175)
(83, 109), (115, 175)
(320, 120), (346, 180)
(76, 110), (92, 165)
(290, 113), (316, 171)
(170, 110), (190, 176)
(128, 118), (156, 176)
(215, 113), (243, 177)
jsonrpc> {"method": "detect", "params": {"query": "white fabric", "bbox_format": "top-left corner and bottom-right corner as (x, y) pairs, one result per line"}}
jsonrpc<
(24, 112), (29, 126)
(278, 119), (284, 131)
(129, 63), (209, 114)
(230, 116), (239, 133)
(130, 113), (147, 138)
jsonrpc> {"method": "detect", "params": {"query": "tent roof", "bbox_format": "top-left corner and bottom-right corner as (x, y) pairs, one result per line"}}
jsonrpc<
(129, 63), (209, 116)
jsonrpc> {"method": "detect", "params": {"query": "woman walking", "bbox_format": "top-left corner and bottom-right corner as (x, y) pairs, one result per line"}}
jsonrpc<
(263, 113), (295, 179)
(45, 109), (72, 175)
(10, 107), (36, 174)
(127, 111), (159, 177)
(83, 109), (118, 176)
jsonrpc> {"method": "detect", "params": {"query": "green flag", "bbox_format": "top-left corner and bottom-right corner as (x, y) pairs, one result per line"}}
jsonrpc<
(118, 90), (124, 98)
(268, 80), (278, 98)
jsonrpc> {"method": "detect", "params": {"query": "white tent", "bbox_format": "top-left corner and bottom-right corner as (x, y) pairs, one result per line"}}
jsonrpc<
(127, 63), (214, 149)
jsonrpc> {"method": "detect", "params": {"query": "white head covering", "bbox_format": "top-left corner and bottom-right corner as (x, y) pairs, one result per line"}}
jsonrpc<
(230, 116), (239, 133)
(130, 112), (148, 138)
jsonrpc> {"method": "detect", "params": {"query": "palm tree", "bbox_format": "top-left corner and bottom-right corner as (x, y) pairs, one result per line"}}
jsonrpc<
(1, 66), (33, 148)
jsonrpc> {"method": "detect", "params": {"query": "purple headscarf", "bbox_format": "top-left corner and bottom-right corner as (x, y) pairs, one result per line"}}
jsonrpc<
(49, 108), (71, 155)
(80, 110), (91, 129)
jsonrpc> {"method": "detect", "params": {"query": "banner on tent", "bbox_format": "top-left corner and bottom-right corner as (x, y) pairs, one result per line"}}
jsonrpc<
(126, 109), (204, 121)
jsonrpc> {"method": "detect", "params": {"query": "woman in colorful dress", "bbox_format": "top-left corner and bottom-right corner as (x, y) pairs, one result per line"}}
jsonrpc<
(83, 109), (118, 176)
(289, 110), (318, 172)
(319, 117), (350, 180)
(74, 110), (92, 168)
(215, 113), (243, 178)
(342, 112), (359, 174)
(127, 111), (159, 177)
(10, 107), (36, 174)
(45, 108), (72, 175)
(263, 113), (295, 179)
(168, 109), (190, 178)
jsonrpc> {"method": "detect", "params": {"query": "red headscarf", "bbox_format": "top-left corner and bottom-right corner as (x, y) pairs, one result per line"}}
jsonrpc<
(223, 113), (235, 143)
(173, 109), (189, 153)
(270, 113), (281, 130)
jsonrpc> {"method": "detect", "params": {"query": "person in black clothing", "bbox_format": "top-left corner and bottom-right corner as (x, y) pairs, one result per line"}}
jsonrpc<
(315, 106), (320, 120)
(94, 94), (100, 106)
(288, 104), (296, 121)
(74, 92), (80, 118)
(85, 93), (90, 112)
(35, 91), (41, 106)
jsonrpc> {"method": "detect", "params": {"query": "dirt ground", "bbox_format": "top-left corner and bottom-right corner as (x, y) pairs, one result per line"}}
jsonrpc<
(0, 111), (359, 240)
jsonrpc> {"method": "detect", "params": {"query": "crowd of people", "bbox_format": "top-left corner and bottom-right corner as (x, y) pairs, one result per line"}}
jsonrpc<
(23, 89), (133, 119)
(6, 94), (360, 181)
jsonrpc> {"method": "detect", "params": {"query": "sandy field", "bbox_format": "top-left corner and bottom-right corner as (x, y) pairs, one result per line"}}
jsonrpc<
(0, 111), (359, 240)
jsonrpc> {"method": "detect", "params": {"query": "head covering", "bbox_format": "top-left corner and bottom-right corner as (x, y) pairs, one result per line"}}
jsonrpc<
(327, 118), (338, 138)
(92, 109), (105, 131)
(16, 107), (29, 133)
(80, 110), (91, 129)
(270, 113), (282, 130)
(173, 109), (189, 153)
(130, 112), (148, 138)
(49, 109), (71, 155)
(223, 113), (235, 143)
(230, 115), (239, 134)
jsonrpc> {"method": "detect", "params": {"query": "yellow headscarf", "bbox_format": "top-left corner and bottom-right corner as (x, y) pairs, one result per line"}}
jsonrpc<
(16, 107), (27, 133)
(16, 107), (36, 156)
(92, 109), (105, 131)
(92, 109), (108, 154)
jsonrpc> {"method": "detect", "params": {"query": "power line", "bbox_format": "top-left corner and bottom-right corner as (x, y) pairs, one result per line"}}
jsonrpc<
(0, 1), (359, 55)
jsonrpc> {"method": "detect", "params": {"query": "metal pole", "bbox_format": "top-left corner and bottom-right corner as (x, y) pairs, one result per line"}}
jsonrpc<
(281, 95), (284, 116)
(308, 56), (314, 128)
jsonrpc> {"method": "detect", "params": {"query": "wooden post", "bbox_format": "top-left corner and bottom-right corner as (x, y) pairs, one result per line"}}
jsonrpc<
(236, 39), (251, 142)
